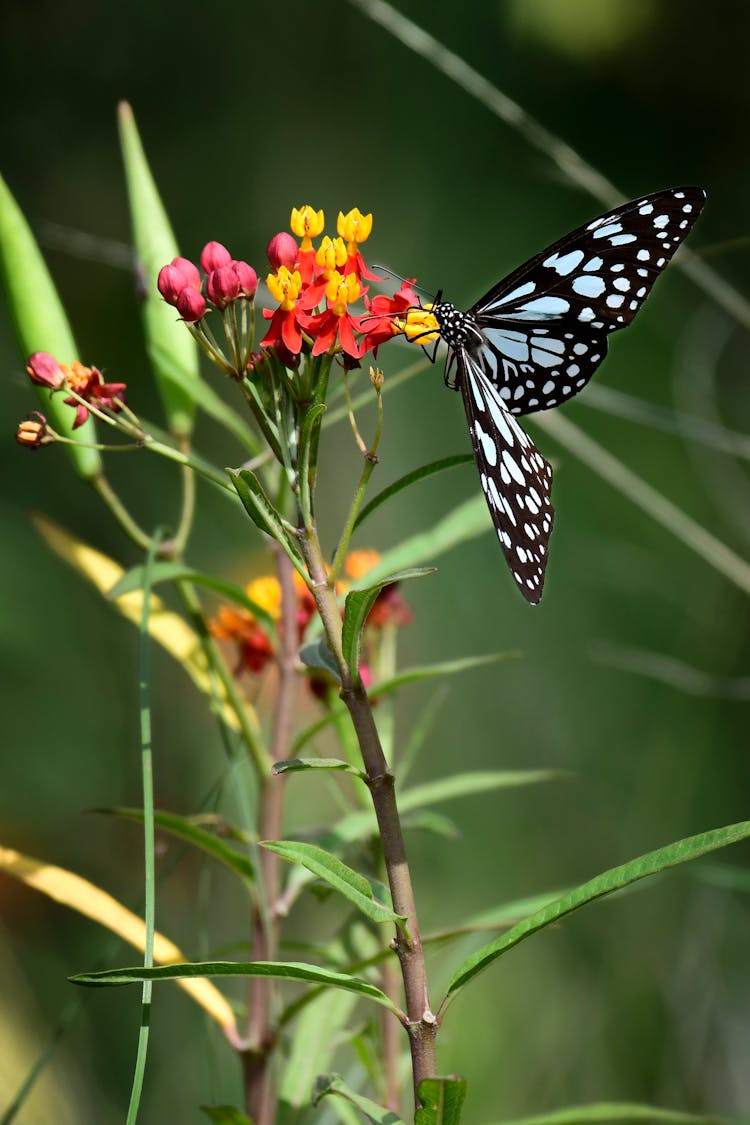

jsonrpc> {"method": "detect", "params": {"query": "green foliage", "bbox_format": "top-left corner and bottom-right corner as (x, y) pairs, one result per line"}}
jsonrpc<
(279, 989), (358, 1111)
(117, 102), (200, 438)
(70, 960), (401, 1014)
(415, 1077), (467, 1124)
(230, 468), (306, 576)
(486, 1104), (738, 1125)
(353, 455), (473, 531)
(0, 173), (101, 478)
(342, 568), (435, 679)
(262, 840), (407, 929)
(272, 757), (365, 778)
(447, 820), (750, 997)
(313, 1074), (405, 1124)
(199, 1106), (255, 1124)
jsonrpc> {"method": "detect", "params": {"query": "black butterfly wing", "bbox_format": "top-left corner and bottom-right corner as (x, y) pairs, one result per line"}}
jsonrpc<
(458, 349), (554, 603)
(468, 187), (705, 416)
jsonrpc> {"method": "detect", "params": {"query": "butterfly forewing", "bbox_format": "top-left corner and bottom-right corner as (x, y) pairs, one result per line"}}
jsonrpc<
(469, 187), (705, 416)
(459, 351), (554, 603)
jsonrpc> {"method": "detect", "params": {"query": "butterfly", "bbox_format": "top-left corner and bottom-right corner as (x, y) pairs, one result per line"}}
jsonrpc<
(427, 187), (706, 604)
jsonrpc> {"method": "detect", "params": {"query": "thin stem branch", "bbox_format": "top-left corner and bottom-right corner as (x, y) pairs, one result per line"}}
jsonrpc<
(300, 529), (436, 1104)
(90, 474), (153, 551)
(243, 547), (300, 1125)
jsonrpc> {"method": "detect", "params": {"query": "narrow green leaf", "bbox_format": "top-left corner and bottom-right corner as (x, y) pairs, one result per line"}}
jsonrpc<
(279, 989), (358, 1109)
(401, 811), (461, 839)
(0, 173), (101, 478)
(70, 960), (400, 1013)
(299, 402), (326, 527)
(342, 567), (435, 679)
(359, 495), (490, 584)
(399, 770), (566, 814)
(118, 101), (199, 437)
(447, 819), (750, 998)
(415, 1076), (468, 1125)
(107, 563), (278, 639)
(353, 454), (473, 531)
(313, 1074), (405, 1125)
(398, 686), (449, 787)
(263, 840), (406, 929)
(372, 652), (519, 698)
(487, 1102), (738, 1125)
(200, 1106), (254, 1124)
(230, 468), (306, 576)
(96, 807), (255, 888)
(425, 889), (571, 946)
(272, 758), (364, 779)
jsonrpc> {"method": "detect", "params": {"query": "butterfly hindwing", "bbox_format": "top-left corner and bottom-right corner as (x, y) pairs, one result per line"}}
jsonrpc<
(458, 350), (554, 604)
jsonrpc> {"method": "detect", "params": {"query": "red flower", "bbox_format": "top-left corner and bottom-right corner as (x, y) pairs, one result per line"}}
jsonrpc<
(261, 266), (305, 354)
(26, 352), (66, 389)
(359, 280), (419, 358)
(62, 361), (127, 428)
(297, 271), (364, 358)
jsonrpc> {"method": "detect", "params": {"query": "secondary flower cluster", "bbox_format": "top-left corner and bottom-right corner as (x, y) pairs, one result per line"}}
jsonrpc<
(261, 206), (419, 363)
(24, 352), (127, 429)
(211, 549), (412, 684)
(157, 242), (258, 324)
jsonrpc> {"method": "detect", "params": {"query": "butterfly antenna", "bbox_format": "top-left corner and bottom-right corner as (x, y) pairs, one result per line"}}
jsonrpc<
(370, 263), (436, 300)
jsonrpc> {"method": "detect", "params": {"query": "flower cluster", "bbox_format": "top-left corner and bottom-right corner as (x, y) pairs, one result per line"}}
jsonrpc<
(261, 206), (418, 363)
(25, 352), (127, 429)
(158, 243), (258, 324)
(211, 550), (412, 683)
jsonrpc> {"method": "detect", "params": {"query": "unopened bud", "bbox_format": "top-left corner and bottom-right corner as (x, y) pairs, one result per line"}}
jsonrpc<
(267, 231), (298, 270)
(207, 266), (240, 309)
(157, 258), (201, 305)
(201, 241), (232, 274)
(16, 412), (53, 449)
(26, 352), (66, 389)
(369, 366), (384, 391)
(232, 260), (258, 298)
(176, 286), (207, 323)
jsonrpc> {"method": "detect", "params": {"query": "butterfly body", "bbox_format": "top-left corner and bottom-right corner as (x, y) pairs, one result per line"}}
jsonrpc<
(428, 187), (706, 603)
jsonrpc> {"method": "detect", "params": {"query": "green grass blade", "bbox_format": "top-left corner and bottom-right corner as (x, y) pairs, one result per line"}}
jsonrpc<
(372, 652), (519, 698)
(361, 495), (490, 584)
(262, 840), (405, 929)
(70, 960), (400, 1015)
(118, 101), (200, 437)
(353, 454), (472, 531)
(447, 820), (750, 999)
(0, 173), (101, 478)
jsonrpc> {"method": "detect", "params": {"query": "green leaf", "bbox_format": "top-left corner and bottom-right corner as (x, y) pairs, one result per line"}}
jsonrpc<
(447, 819), (750, 998)
(341, 567), (435, 680)
(262, 840), (406, 929)
(107, 562), (278, 639)
(118, 101), (200, 438)
(70, 960), (400, 1013)
(353, 455), (473, 531)
(360, 495), (491, 584)
(371, 653), (519, 699)
(0, 173), (101, 478)
(313, 1074), (405, 1124)
(272, 757), (364, 779)
(398, 770), (566, 814)
(230, 468), (306, 575)
(299, 638), (341, 682)
(95, 807), (255, 889)
(279, 989), (358, 1109)
(299, 402), (327, 527)
(200, 1106), (254, 1124)
(487, 1103), (739, 1125)
(401, 811), (461, 839)
(415, 1076), (467, 1125)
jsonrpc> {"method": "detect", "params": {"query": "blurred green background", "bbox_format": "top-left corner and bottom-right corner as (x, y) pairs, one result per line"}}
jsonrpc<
(2, 0), (750, 1121)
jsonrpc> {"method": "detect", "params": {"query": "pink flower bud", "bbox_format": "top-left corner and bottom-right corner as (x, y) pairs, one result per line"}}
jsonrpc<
(232, 260), (258, 298)
(157, 264), (188, 306)
(171, 256), (201, 289)
(207, 266), (240, 309)
(26, 352), (66, 389)
(201, 241), (232, 274)
(267, 232), (298, 270)
(176, 287), (207, 323)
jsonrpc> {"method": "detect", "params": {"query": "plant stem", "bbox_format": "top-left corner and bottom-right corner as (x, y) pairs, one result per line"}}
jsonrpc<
(90, 473), (153, 551)
(243, 547), (299, 1125)
(300, 529), (437, 1104)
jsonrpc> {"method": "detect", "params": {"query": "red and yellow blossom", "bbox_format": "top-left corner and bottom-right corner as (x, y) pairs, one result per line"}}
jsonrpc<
(297, 271), (364, 358)
(261, 266), (305, 353)
(337, 208), (379, 281)
(290, 205), (325, 283)
(26, 351), (127, 429)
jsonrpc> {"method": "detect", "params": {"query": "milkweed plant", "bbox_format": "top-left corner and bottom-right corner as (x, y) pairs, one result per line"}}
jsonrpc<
(3, 103), (749, 1125)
